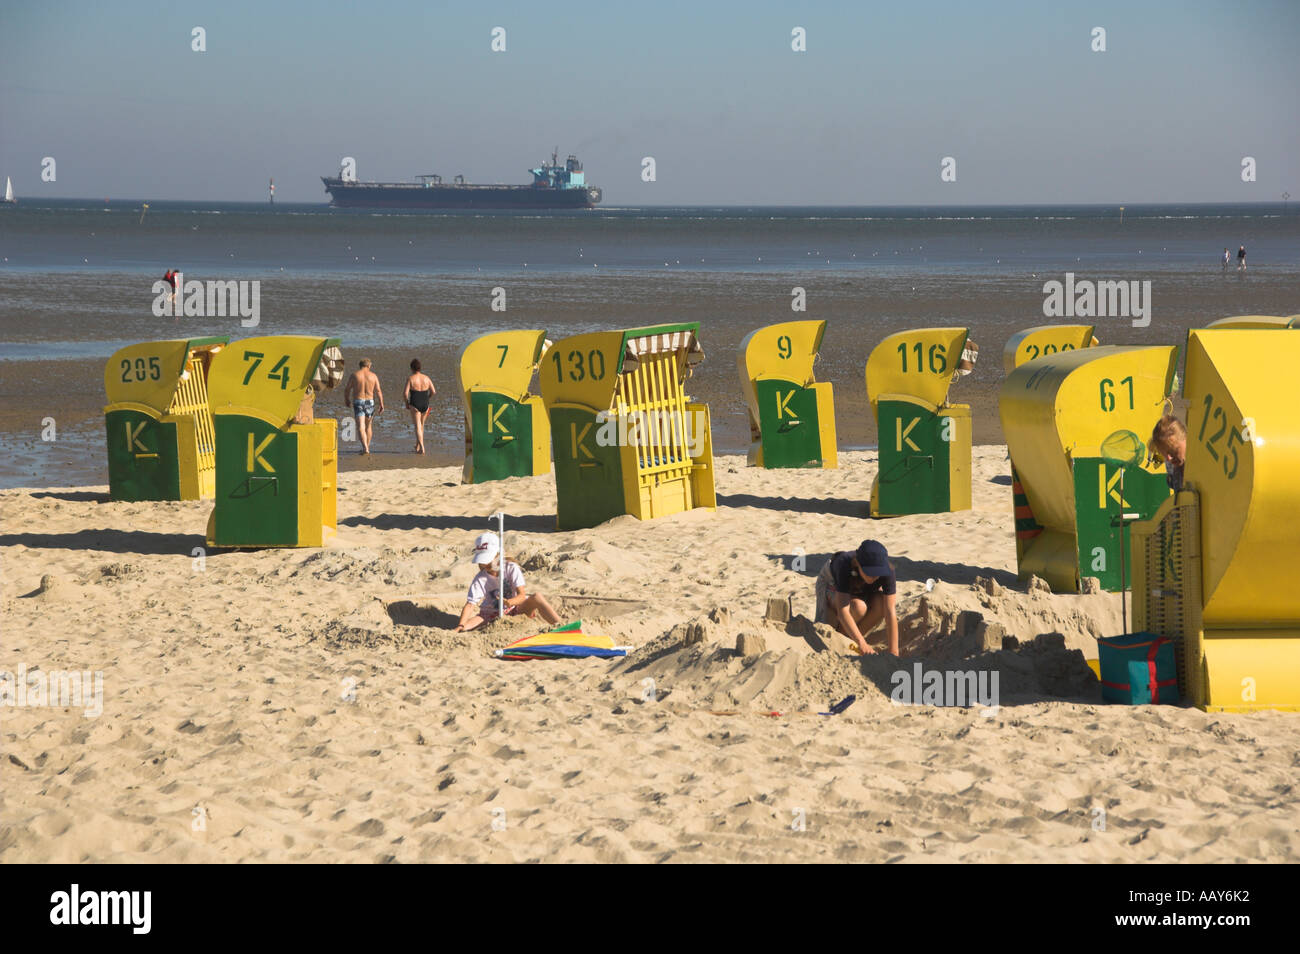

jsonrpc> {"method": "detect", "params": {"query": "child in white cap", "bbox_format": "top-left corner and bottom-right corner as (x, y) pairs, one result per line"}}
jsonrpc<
(454, 531), (561, 632)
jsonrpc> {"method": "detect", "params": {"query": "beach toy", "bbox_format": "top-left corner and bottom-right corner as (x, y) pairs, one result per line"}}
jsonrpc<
(103, 337), (230, 501)
(819, 694), (856, 715)
(1095, 633), (1180, 705)
(1131, 329), (1300, 711)
(458, 330), (551, 483)
(736, 319), (837, 469)
(865, 327), (975, 516)
(541, 322), (716, 530)
(204, 335), (344, 548)
(495, 621), (630, 660)
(1002, 326), (1100, 566)
(1000, 345), (1177, 592)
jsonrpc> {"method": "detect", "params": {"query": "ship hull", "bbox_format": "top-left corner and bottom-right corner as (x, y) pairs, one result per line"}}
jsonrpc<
(322, 178), (599, 210)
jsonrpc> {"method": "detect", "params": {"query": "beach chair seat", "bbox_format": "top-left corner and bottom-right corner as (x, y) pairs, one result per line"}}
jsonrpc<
(204, 336), (342, 548)
(103, 337), (230, 501)
(1131, 330), (1300, 711)
(737, 320), (837, 469)
(459, 330), (551, 483)
(1000, 345), (1176, 593)
(866, 327), (974, 516)
(541, 323), (715, 530)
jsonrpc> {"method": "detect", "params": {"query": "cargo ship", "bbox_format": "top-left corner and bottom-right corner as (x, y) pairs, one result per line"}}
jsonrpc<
(322, 151), (601, 210)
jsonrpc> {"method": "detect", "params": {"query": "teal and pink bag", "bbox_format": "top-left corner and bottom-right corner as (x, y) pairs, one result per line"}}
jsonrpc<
(1096, 633), (1180, 705)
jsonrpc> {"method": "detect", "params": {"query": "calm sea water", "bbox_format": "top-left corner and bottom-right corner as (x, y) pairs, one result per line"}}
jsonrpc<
(3, 200), (1297, 277)
(3, 199), (1296, 357)
(1, 200), (1296, 488)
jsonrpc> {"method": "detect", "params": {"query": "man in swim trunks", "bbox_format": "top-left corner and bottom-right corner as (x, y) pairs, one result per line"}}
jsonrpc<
(343, 358), (384, 454)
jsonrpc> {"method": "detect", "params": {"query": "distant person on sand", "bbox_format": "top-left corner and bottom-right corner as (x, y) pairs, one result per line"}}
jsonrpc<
(343, 358), (384, 454)
(814, 539), (900, 656)
(455, 532), (561, 632)
(1149, 414), (1186, 492)
(164, 268), (178, 305)
(403, 359), (435, 454)
(1237, 245), (1247, 271)
(1221, 248), (1230, 269)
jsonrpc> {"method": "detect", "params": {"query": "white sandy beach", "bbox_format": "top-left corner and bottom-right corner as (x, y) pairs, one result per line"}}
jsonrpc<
(2, 446), (1297, 862)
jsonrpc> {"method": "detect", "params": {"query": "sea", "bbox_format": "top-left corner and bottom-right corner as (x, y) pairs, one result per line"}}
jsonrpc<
(1, 200), (1297, 488)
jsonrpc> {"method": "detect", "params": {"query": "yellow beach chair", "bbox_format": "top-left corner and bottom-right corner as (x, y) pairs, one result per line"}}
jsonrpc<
(1000, 345), (1177, 592)
(866, 327), (975, 516)
(737, 319), (837, 469)
(459, 330), (551, 483)
(103, 337), (229, 501)
(541, 323), (716, 530)
(204, 336), (344, 548)
(1132, 329), (1300, 711)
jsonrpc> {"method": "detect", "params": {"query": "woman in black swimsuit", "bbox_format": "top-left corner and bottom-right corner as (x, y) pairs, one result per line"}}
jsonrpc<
(404, 359), (435, 454)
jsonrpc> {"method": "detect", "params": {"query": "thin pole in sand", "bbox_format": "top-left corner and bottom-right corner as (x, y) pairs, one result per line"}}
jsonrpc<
(490, 510), (506, 621)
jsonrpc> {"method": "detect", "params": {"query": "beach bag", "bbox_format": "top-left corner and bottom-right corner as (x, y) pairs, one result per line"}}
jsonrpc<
(1096, 632), (1179, 705)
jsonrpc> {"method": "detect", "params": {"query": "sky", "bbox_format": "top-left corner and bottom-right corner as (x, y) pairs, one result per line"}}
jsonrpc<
(1, 0), (1298, 205)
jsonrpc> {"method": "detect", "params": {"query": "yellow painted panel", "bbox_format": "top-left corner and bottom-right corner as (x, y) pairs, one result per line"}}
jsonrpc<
(866, 328), (968, 411)
(1205, 315), (1292, 329)
(1002, 324), (1098, 375)
(104, 340), (196, 411)
(208, 336), (334, 426)
(458, 329), (548, 410)
(813, 381), (838, 469)
(1184, 330), (1300, 625)
(539, 331), (626, 411)
(1201, 633), (1300, 711)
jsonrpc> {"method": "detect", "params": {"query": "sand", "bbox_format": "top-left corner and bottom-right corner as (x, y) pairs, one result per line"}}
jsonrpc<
(2, 447), (1298, 862)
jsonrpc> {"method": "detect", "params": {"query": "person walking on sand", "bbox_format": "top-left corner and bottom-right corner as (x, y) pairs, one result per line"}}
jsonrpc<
(455, 532), (561, 632)
(164, 268), (178, 306)
(814, 539), (900, 656)
(343, 358), (384, 454)
(1221, 248), (1230, 269)
(1237, 245), (1247, 271)
(403, 358), (435, 454)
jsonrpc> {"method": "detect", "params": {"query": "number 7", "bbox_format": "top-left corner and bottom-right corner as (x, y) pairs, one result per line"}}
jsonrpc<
(242, 351), (265, 385)
(496, 344), (509, 368)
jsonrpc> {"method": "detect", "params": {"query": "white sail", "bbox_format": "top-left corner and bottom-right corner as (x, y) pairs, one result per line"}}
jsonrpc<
(3, 177), (12, 202)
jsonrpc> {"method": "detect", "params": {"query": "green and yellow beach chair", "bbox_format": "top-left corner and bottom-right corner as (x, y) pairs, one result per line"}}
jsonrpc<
(737, 319), (837, 469)
(103, 337), (229, 501)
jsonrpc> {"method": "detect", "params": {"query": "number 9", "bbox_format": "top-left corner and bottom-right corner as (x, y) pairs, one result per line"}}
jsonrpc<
(777, 335), (792, 360)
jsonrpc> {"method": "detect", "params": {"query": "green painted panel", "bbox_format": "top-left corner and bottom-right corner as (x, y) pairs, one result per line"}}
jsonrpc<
(212, 414), (299, 547)
(550, 406), (625, 530)
(469, 392), (534, 483)
(876, 401), (951, 514)
(1074, 458), (1171, 591)
(105, 409), (181, 501)
(754, 378), (823, 468)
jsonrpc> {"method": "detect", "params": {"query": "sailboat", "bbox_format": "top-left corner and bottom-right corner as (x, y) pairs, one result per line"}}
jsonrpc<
(2, 176), (14, 205)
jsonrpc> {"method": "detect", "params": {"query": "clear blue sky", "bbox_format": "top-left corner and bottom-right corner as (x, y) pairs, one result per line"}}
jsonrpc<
(2, 0), (1297, 204)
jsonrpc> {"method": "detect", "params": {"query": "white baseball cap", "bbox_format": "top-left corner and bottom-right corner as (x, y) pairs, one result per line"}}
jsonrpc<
(469, 532), (501, 566)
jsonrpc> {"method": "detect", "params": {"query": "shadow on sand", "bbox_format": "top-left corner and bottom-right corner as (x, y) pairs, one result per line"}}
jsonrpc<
(0, 528), (203, 557)
(716, 493), (868, 519)
(769, 551), (1019, 589)
(341, 512), (556, 533)
(28, 491), (112, 503)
